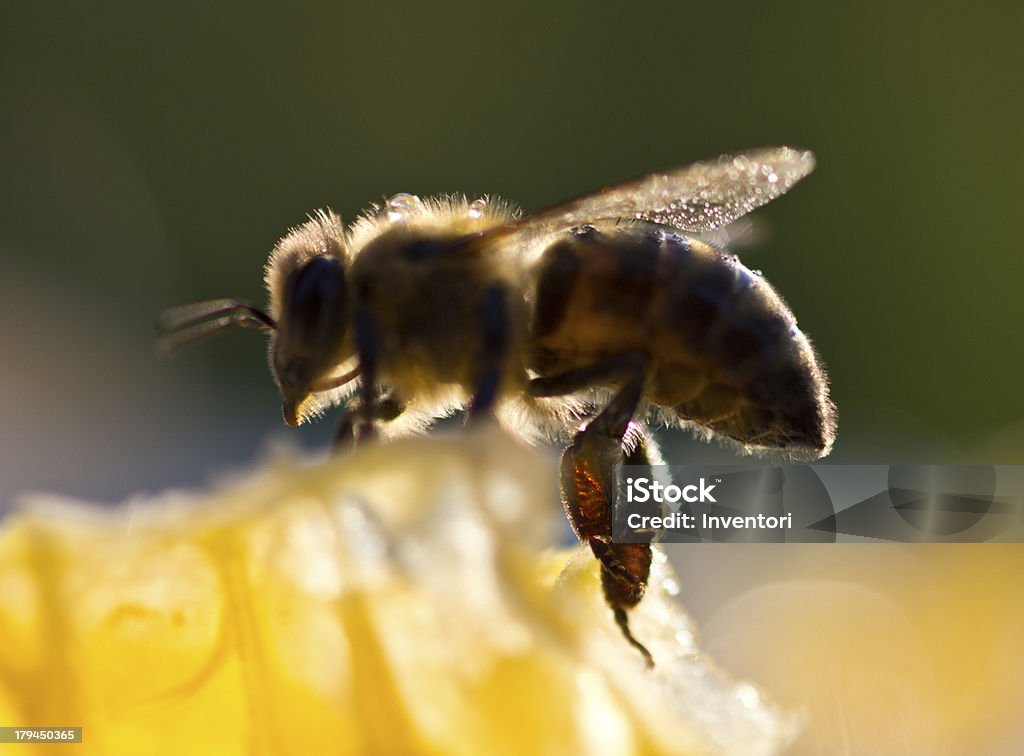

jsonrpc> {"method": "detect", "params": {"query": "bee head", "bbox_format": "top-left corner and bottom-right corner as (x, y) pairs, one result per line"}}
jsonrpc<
(272, 254), (354, 425)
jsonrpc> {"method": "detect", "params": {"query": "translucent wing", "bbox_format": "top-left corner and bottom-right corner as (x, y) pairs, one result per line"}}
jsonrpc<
(497, 146), (814, 243)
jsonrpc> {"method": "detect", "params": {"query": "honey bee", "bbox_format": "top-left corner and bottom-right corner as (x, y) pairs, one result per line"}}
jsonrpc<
(159, 147), (835, 666)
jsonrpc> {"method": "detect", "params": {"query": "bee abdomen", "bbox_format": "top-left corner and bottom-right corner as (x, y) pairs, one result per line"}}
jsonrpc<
(528, 225), (834, 456)
(662, 239), (833, 454)
(529, 224), (663, 373)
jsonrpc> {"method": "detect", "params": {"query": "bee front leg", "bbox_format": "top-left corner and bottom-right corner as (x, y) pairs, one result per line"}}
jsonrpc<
(352, 308), (380, 442)
(332, 409), (357, 452)
(543, 356), (655, 666)
(468, 284), (509, 423)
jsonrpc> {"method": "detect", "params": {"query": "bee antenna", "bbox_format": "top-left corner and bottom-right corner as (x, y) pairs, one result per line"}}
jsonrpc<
(156, 298), (276, 357)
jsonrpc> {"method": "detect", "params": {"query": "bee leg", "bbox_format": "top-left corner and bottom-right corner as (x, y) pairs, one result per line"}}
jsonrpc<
(331, 391), (405, 453)
(608, 430), (661, 660)
(353, 308), (380, 441)
(331, 410), (357, 452)
(528, 352), (646, 398)
(468, 284), (508, 422)
(556, 358), (655, 666)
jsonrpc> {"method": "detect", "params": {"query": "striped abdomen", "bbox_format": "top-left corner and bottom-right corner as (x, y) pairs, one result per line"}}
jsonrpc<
(528, 224), (834, 455)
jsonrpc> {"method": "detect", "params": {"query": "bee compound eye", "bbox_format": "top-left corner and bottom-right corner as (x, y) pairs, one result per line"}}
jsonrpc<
(288, 256), (344, 310)
(284, 256), (348, 352)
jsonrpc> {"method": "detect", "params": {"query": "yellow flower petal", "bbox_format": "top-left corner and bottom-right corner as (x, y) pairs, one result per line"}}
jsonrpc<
(0, 428), (795, 755)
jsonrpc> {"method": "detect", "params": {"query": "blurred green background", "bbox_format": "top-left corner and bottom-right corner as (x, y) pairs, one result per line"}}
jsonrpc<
(3, 1), (1024, 502)
(2, 2), (1024, 752)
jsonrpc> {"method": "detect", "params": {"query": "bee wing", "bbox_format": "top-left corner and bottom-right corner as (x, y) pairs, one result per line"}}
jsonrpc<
(497, 146), (814, 242)
(696, 216), (769, 252)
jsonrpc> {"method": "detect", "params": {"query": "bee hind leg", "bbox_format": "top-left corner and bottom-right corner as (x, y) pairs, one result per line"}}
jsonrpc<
(604, 431), (660, 665)
(542, 355), (655, 666)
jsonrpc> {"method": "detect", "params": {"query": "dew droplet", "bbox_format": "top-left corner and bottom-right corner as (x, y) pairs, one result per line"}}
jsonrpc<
(468, 197), (487, 219)
(386, 193), (423, 223)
